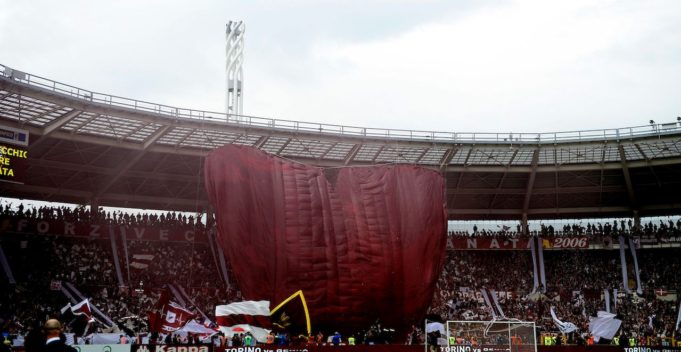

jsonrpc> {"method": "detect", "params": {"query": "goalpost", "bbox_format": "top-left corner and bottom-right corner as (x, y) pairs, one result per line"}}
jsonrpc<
(426, 320), (537, 352)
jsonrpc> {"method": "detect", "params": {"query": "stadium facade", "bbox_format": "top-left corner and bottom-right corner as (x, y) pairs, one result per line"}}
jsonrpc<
(1, 63), (681, 224)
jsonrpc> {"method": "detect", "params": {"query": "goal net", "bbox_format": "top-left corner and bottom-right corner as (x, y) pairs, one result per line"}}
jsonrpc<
(440, 320), (537, 352)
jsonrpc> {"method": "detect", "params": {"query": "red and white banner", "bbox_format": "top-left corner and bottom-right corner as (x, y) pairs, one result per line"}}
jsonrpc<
(2, 215), (600, 250)
(215, 300), (271, 342)
(130, 254), (154, 269)
(447, 236), (589, 250)
(448, 237), (530, 250)
(0, 216), (208, 243)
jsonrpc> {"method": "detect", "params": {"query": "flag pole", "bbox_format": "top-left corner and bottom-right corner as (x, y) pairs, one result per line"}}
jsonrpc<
(424, 318), (428, 352)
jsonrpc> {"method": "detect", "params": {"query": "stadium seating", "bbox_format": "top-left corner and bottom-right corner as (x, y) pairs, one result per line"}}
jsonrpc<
(1, 203), (680, 344)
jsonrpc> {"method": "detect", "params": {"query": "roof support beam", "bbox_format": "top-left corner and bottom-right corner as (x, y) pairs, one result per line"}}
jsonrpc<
(414, 147), (430, 163)
(371, 145), (385, 163)
(618, 144), (638, 213)
(344, 144), (361, 165)
(276, 138), (291, 155)
(21, 105), (65, 125)
(463, 148), (473, 166)
(71, 113), (100, 134)
(634, 143), (663, 188)
(487, 149), (519, 208)
(253, 135), (269, 149)
(320, 142), (337, 159)
(143, 125), (171, 150)
(28, 110), (83, 149)
(93, 125), (171, 198)
(447, 170), (466, 207)
(521, 149), (540, 220)
(439, 147), (457, 171)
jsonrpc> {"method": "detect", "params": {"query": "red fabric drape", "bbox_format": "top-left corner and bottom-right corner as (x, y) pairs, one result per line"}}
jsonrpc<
(204, 145), (447, 331)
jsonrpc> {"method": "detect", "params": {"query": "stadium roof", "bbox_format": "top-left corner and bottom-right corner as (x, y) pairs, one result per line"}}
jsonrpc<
(2, 63), (681, 220)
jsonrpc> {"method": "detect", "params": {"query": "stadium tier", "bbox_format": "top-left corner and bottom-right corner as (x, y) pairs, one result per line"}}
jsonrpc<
(0, 206), (680, 347)
(2, 64), (681, 349)
(2, 64), (681, 220)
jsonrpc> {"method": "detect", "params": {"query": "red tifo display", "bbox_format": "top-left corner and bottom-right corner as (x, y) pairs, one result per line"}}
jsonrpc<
(204, 145), (448, 331)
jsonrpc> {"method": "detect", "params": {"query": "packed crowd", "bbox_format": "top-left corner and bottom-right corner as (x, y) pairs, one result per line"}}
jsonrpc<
(1, 202), (681, 346)
(0, 202), (211, 229)
(448, 217), (681, 239)
(429, 248), (681, 344)
(0, 203), (235, 341)
(125, 240), (219, 289)
(0, 233), (237, 331)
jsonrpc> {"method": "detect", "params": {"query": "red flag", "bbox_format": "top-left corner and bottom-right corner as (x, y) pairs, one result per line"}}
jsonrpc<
(655, 288), (668, 296)
(148, 293), (195, 333)
(60, 299), (95, 336)
(148, 290), (170, 332)
(160, 302), (196, 332)
(70, 299), (95, 323)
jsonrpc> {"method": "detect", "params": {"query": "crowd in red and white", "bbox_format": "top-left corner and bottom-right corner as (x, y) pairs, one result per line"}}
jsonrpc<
(1, 202), (680, 346)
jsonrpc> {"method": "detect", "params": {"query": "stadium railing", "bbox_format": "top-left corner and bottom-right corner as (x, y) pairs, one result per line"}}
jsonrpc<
(2, 63), (681, 144)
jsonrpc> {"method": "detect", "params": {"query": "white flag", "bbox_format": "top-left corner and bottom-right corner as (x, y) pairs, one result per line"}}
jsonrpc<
(589, 311), (622, 342)
(550, 307), (578, 333)
(215, 300), (271, 343)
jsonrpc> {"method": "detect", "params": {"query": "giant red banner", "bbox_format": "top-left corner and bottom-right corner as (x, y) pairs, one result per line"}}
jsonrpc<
(204, 145), (448, 333)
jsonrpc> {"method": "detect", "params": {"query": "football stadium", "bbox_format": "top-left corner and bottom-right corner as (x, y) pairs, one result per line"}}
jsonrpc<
(1, 61), (681, 352)
(2, 6), (681, 352)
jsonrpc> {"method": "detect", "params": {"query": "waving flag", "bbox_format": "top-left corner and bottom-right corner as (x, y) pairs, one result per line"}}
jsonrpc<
(71, 299), (95, 322)
(216, 300), (271, 342)
(270, 290), (312, 336)
(480, 289), (505, 318)
(589, 311), (622, 342)
(60, 299), (95, 335)
(148, 291), (196, 333)
(550, 307), (578, 333)
(178, 319), (219, 339)
(161, 302), (196, 332)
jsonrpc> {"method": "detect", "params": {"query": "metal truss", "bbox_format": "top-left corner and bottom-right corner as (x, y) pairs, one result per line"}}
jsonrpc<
(2, 64), (681, 219)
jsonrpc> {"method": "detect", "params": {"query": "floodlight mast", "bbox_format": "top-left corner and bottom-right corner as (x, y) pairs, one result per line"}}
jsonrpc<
(226, 20), (245, 121)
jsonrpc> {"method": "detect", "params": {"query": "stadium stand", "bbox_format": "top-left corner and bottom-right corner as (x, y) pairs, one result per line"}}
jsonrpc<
(2, 64), (681, 349)
(1, 202), (680, 346)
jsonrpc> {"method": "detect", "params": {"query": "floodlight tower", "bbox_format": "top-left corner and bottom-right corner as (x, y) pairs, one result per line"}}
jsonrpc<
(226, 20), (245, 120)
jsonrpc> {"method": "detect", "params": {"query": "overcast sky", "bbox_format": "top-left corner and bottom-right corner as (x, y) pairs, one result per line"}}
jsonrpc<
(1, 0), (680, 134)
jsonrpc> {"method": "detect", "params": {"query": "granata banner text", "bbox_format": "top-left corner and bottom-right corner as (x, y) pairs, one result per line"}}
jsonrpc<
(447, 236), (589, 250)
(0, 216), (208, 243)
